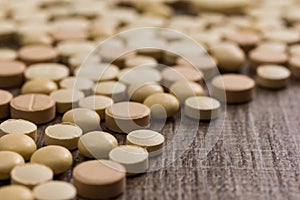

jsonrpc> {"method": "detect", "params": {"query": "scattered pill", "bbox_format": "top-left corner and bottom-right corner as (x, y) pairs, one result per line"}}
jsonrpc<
(0, 119), (37, 140)
(263, 29), (300, 44)
(128, 82), (164, 103)
(125, 55), (158, 68)
(93, 81), (127, 102)
(60, 77), (94, 96)
(0, 151), (25, 180)
(21, 79), (58, 95)
(52, 29), (88, 42)
(0, 48), (17, 61)
(256, 42), (287, 53)
(118, 68), (162, 86)
(0, 185), (34, 200)
(18, 45), (58, 64)
(50, 89), (84, 113)
(0, 89), (12, 119)
(0, 61), (25, 88)
(79, 95), (113, 119)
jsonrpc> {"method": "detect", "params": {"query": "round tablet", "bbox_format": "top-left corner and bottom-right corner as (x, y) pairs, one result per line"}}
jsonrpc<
(11, 163), (53, 188)
(224, 30), (261, 51)
(79, 95), (113, 119)
(256, 65), (291, 89)
(73, 160), (126, 199)
(170, 80), (205, 104)
(50, 89), (84, 113)
(184, 96), (221, 120)
(0, 89), (12, 119)
(256, 42), (287, 53)
(30, 145), (73, 175)
(143, 93), (180, 119)
(0, 119), (37, 140)
(263, 29), (300, 44)
(0, 134), (36, 160)
(0, 61), (26, 88)
(45, 123), (83, 150)
(128, 82), (164, 103)
(10, 94), (56, 124)
(289, 44), (300, 56)
(52, 29), (88, 42)
(118, 68), (162, 86)
(93, 81), (127, 102)
(0, 48), (17, 61)
(21, 79), (58, 95)
(105, 102), (151, 133)
(0, 185), (34, 200)
(33, 181), (77, 200)
(125, 55), (157, 68)
(62, 108), (100, 132)
(60, 77), (94, 96)
(75, 64), (120, 82)
(25, 63), (69, 82)
(126, 130), (164, 157)
(18, 45), (58, 64)
(78, 131), (118, 159)
(109, 145), (149, 174)
(212, 74), (255, 104)
(0, 151), (25, 180)
(288, 55), (300, 79)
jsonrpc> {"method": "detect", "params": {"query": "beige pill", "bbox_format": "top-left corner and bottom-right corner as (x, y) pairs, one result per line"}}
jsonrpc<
(0, 151), (25, 180)
(50, 89), (84, 113)
(18, 45), (58, 64)
(263, 29), (300, 44)
(52, 29), (88, 42)
(60, 77), (94, 96)
(125, 55), (157, 68)
(21, 79), (58, 95)
(105, 102), (151, 133)
(0, 134), (36, 160)
(289, 44), (300, 56)
(45, 123), (83, 150)
(93, 81), (127, 102)
(170, 80), (205, 104)
(184, 96), (221, 120)
(30, 145), (73, 175)
(128, 82), (164, 103)
(10, 94), (56, 124)
(256, 42), (287, 53)
(25, 63), (69, 82)
(0, 185), (34, 200)
(109, 145), (149, 175)
(75, 64), (120, 82)
(143, 93), (179, 119)
(194, 0), (248, 14)
(79, 95), (113, 119)
(225, 30), (261, 51)
(73, 160), (126, 199)
(212, 74), (255, 104)
(0, 89), (12, 119)
(256, 65), (291, 89)
(0, 48), (17, 61)
(33, 181), (77, 200)
(11, 163), (53, 189)
(118, 68), (162, 86)
(62, 108), (100, 132)
(0, 61), (26, 88)
(0, 119), (37, 140)
(289, 56), (300, 79)
(126, 130), (164, 157)
(78, 131), (118, 159)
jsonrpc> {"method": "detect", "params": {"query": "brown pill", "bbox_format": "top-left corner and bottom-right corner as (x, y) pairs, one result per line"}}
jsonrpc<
(212, 74), (255, 104)
(10, 94), (56, 124)
(73, 160), (126, 199)
(224, 30), (261, 51)
(51, 29), (88, 42)
(0, 61), (26, 88)
(0, 90), (12, 119)
(105, 102), (151, 133)
(288, 56), (300, 79)
(18, 45), (58, 64)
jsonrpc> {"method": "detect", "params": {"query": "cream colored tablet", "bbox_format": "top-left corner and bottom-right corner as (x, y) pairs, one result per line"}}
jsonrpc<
(256, 42), (287, 53)
(109, 145), (149, 175)
(0, 134), (36, 160)
(263, 29), (300, 44)
(93, 81), (127, 102)
(0, 151), (25, 180)
(0, 185), (34, 200)
(170, 80), (205, 104)
(30, 145), (73, 175)
(62, 108), (100, 132)
(50, 89), (84, 113)
(126, 130), (164, 157)
(143, 93), (180, 119)
(256, 65), (291, 89)
(125, 55), (157, 68)
(0, 119), (37, 140)
(25, 63), (69, 82)
(11, 163), (53, 188)
(22, 79), (58, 95)
(45, 123), (83, 150)
(118, 68), (162, 86)
(184, 96), (221, 120)
(128, 82), (164, 103)
(60, 77), (94, 96)
(33, 181), (76, 200)
(0, 48), (17, 61)
(79, 95), (113, 119)
(78, 131), (118, 159)
(76, 64), (120, 82)
(289, 44), (300, 56)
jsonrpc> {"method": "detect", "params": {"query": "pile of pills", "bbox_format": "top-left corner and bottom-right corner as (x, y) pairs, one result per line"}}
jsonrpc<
(0, 0), (299, 199)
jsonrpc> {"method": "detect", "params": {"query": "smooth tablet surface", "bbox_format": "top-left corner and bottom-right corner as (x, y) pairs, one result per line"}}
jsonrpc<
(249, 49), (288, 68)
(184, 96), (221, 120)
(0, 89), (12, 119)
(33, 181), (77, 200)
(143, 93), (180, 119)
(11, 163), (53, 188)
(118, 68), (162, 86)
(0, 185), (34, 200)
(79, 95), (113, 119)
(0, 151), (25, 180)
(10, 94), (56, 124)
(0, 134), (36, 160)
(0, 119), (37, 140)
(62, 108), (100, 132)
(125, 55), (157, 68)
(22, 79), (58, 95)
(109, 145), (149, 174)
(31, 145), (73, 175)
(73, 160), (126, 199)
(128, 82), (164, 103)
(60, 77), (94, 96)
(45, 123), (83, 150)
(93, 81), (127, 102)
(76, 64), (120, 82)
(0, 61), (26, 88)
(50, 89), (84, 113)
(18, 45), (58, 64)
(78, 131), (118, 159)
(0, 48), (17, 61)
